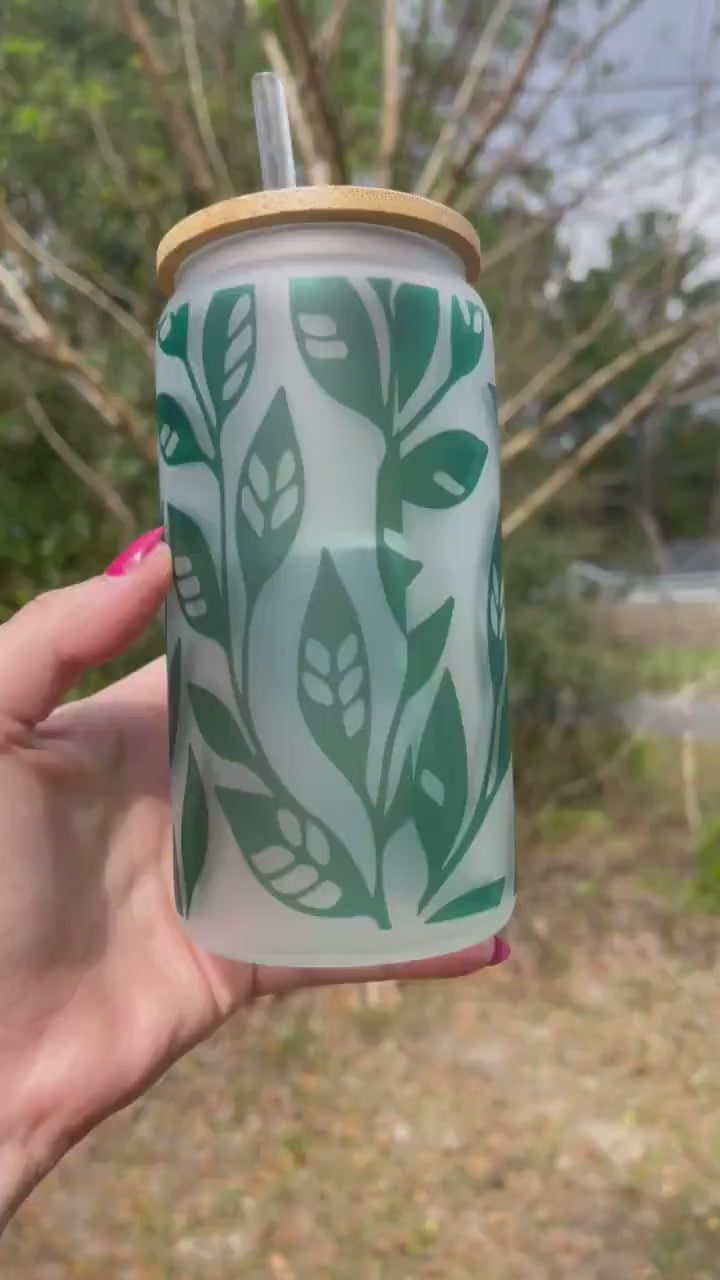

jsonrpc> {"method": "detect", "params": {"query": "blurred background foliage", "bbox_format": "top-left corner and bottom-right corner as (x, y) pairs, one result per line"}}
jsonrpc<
(0, 0), (718, 807)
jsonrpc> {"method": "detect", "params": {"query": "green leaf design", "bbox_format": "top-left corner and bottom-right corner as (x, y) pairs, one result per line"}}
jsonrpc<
(168, 639), (182, 762)
(487, 517), (506, 689)
(378, 539), (423, 635)
(377, 458), (421, 634)
(426, 877), (506, 924)
(188, 682), (254, 766)
(393, 284), (440, 411)
(413, 670), (468, 885)
(180, 745), (208, 912)
(369, 277), (393, 320)
(417, 524), (512, 916)
(167, 504), (226, 644)
(481, 517), (511, 804)
(449, 296), (485, 385)
(298, 551), (371, 798)
(216, 786), (378, 920)
(400, 431), (487, 508)
(236, 387), (304, 606)
(290, 277), (388, 432)
(156, 393), (208, 467)
(202, 286), (256, 431)
(172, 834), (184, 915)
(384, 749), (414, 834)
(157, 302), (189, 360)
(404, 598), (454, 698)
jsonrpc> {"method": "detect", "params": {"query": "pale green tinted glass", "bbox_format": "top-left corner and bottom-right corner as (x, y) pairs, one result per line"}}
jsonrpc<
(156, 223), (514, 966)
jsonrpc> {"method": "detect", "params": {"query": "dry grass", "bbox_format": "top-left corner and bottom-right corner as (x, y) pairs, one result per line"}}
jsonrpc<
(4, 823), (720, 1280)
(597, 600), (720, 646)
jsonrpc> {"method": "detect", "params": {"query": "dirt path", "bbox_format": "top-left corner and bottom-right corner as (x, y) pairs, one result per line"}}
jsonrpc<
(4, 830), (720, 1279)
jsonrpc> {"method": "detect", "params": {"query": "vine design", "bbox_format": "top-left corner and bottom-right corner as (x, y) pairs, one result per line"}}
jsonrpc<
(290, 278), (511, 921)
(157, 274), (511, 928)
(158, 289), (380, 925)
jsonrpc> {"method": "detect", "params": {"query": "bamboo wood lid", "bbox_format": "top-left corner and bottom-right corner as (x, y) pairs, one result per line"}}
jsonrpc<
(156, 186), (482, 295)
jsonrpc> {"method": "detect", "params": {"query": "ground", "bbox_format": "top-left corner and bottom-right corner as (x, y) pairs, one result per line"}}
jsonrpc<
(4, 823), (720, 1280)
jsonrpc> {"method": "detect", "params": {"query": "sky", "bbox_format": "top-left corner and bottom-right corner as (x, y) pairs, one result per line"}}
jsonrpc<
(529, 0), (720, 279)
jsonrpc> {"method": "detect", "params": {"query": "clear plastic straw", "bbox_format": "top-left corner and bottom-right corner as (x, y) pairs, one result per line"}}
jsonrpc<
(251, 72), (297, 189)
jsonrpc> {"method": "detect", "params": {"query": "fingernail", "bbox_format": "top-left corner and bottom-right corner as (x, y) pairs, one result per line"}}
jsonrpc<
(105, 527), (164, 576)
(488, 936), (511, 967)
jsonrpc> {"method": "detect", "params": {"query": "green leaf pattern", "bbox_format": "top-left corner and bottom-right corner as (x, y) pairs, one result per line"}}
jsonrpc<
(413, 670), (468, 882)
(156, 393), (208, 467)
(179, 745), (209, 913)
(236, 387), (305, 606)
(167, 504), (226, 643)
(298, 552), (371, 798)
(290, 277), (388, 432)
(449, 295), (485, 385)
(482, 519), (511, 804)
(216, 787), (376, 919)
(188, 683), (254, 766)
(202, 286), (256, 431)
(400, 430), (488, 509)
(404, 599), (454, 699)
(157, 302), (189, 360)
(393, 283), (440, 411)
(168, 639), (182, 762)
(426, 878), (506, 924)
(161, 274), (511, 933)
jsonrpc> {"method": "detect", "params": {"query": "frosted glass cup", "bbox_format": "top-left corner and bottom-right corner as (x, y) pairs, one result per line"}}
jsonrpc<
(155, 187), (515, 966)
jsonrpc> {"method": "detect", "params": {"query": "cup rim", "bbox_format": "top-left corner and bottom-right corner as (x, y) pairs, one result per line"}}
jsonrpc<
(156, 185), (482, 296)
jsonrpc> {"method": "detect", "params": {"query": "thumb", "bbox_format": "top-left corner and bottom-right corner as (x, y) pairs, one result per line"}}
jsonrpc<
(0, 528), (171, 727)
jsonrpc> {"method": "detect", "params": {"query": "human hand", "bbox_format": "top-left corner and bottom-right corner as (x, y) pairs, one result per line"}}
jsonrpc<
(0, 530), (508, 1225)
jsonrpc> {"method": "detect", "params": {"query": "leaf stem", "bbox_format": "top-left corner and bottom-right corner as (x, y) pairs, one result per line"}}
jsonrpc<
(370, 830), (392, 929)
(216, 442), (261, 766)
(217, 460), (387, 929)
(374, 445), (410, 822)
(182, 354), (216, 443)
(376, 689), (407, 818)
(397, 376), (451, 443)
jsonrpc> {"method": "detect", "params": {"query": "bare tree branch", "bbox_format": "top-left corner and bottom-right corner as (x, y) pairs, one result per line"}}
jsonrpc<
(0, 206), (154, 360)
(277, 0), (348, 182)
(175, 0), (234, 194)
(503, 334), (710, 537)
(86, 104), (131, 195)
(377, 0), (401, 186)
(314, 0), (353, 62)
(667, 373), (720, 407)
(414, 0), (515, 198)
(478, 108), (720, 275)
(0, 263), (49, 340)
(244, 0), (324, 182)
(23, 392), (134, 531)
(393, 0), (433, 187)
(434, 0), (560, 206)
(115, 0), (217, 202)
(457, 0), (642, 212)
(0, 265), (154, 462)
(661, 1), (718, 297)
(70, 246), (152, 320)
(500, 299), (621, 432)
(501, 303), (720, 465)
(499, 255), (665, 431)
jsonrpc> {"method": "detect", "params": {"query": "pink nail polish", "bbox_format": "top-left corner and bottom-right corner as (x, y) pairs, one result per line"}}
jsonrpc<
(488, 936), (511, 967)
(105, 527), (164, 576)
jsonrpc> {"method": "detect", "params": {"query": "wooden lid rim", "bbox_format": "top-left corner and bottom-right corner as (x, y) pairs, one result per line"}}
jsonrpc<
(156, 186), (482, 294)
